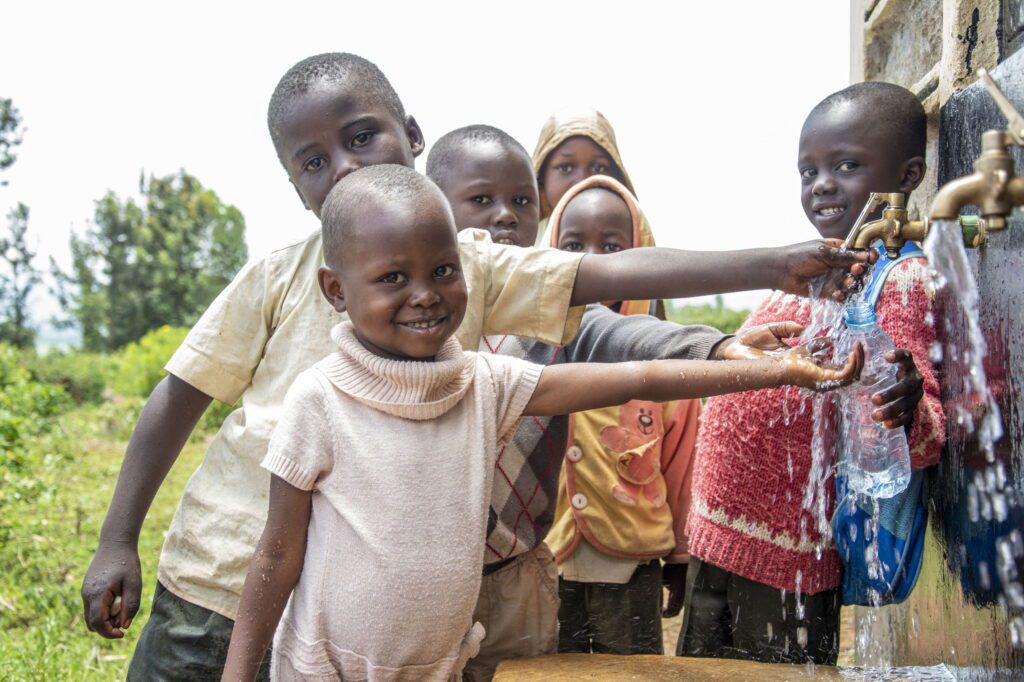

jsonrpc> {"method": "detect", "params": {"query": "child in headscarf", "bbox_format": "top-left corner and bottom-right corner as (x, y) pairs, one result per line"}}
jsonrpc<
(545, 175), (699, 654)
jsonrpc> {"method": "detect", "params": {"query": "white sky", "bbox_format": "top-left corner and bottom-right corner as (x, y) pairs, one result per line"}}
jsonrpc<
(0, 1), (850, 341)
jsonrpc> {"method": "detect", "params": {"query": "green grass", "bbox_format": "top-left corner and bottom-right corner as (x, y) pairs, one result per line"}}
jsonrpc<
(0, 403), (206, 681)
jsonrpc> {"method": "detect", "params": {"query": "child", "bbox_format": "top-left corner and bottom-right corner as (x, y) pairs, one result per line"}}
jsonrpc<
(79, 53), (870, 679)
(545, 175), (697, 655)
(678, 82), (946, 665)
(220, 163), (863, 681)
(429, 125), (734, 679)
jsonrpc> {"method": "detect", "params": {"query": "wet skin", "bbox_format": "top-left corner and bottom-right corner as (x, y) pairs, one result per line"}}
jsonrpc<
(541, 136), (625, 212)
(798, 100), (926, 429)
(798, 100), (924, 241)
(318, 197), (468, 361)
(433, 141), (541, 246)
(277, 82), (425, 218)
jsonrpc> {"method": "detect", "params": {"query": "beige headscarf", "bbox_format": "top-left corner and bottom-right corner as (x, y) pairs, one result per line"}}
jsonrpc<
(532, 108), (637, 220)
(547, 174), (656, 317)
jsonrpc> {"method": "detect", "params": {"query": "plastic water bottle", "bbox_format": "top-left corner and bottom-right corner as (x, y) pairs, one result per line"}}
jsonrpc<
(840, 302), (911, 498)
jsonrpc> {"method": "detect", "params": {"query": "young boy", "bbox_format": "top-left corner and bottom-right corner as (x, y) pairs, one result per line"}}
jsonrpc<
(80, 54), (871, 679)
(678, 82), (945, 665)
(221, 163), (862, 681)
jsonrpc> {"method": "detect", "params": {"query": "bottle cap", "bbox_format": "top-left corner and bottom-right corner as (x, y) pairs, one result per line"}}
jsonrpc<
(845, 302), (876, 326)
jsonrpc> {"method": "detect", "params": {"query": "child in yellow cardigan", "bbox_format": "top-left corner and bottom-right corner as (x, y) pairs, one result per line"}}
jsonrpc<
(545, 175), (697, 654)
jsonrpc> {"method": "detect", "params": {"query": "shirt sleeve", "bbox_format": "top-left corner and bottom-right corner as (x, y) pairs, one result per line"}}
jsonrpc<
(476, 353), (544, 447)
(463, 229), (585, 346)
(564, 304), (727, 363)
(261, 371), (334, 491)
(659, 399), (702, 563)
(164, 255), (275, 405)
(876, 259), (946, 470)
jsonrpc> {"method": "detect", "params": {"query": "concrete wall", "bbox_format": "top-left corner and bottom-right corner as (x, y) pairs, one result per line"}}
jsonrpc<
(851, 1), (1024, 673)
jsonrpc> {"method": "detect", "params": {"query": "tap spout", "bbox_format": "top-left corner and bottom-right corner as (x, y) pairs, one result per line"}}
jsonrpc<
(929, 171), (989, 220)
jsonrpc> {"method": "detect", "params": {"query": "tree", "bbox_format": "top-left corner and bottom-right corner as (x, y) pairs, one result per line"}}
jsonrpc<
(54, 170), (248, 351)
(0, 99), (22, 186)
(0, 204), (39, 347)
(667, 295), (750, 335)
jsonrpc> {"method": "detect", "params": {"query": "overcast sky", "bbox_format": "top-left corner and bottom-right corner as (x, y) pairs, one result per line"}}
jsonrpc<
(0, 1), (850, 341)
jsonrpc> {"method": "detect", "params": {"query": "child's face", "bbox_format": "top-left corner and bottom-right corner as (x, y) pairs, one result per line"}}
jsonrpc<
(556, 190), (634, 255)
(541, 137), (624, 213)
(798, 102), (918, 240)
(434, 142), (540, 247)
(277, 84), (425, 218)
(319, 199), (467, 361)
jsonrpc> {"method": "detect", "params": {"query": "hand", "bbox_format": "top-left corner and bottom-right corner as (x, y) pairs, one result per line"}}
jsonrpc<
(775, 240), (877, 301)
(871, 349), (923, 429)
(714, 322), (804, 360)
(81, 540), (142, 639)
(778, 338), (863, 391)
(662, 562), (688, 618)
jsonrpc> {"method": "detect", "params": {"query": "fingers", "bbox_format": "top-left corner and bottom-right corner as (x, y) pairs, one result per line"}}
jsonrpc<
(835, 343), (864, 384)
(120, 568), (142, 630)
(769, 321), (804, 340)
(871, 390), (922, 428)
(884, 349), (917, 375)
(871, 375), (923, 406)
(85, 584), (124, 639)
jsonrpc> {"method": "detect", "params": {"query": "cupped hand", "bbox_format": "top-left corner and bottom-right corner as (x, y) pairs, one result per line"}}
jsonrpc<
(776, 240), (878, 301)
(779, 338), (864, 391)
(871, 349), (923, 429)
(716, 322), (805, 360)
(81, 540), (142, 639)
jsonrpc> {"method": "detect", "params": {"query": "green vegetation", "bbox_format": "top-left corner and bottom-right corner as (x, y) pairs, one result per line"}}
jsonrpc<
(666, 295), (750, 335)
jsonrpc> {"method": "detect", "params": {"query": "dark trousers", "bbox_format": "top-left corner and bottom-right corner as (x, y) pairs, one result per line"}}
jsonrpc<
(557, 560), (663, 655)
(127, 581), (270, 681)
(675, 556), (840, 664)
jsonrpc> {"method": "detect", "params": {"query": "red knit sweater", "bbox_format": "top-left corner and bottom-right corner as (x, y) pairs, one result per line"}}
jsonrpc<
(687, 259), (945, 594)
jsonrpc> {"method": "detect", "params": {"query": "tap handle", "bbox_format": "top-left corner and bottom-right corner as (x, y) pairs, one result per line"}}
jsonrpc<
(843, 192), (886, 249)
(978, 68), (1024, 146)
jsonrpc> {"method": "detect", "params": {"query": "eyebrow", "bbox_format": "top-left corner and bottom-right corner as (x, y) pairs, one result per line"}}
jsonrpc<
(291, 116), (380, 161)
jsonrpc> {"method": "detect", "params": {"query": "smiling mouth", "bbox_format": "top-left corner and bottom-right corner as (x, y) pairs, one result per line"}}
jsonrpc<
(815, 206), (846, 219)
(493, 234), (520, 246)
(398, 316), (447, 332)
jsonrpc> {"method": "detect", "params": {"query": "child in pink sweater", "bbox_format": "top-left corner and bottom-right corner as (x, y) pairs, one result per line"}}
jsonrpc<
(679, 82), (946, 665)
(221, 164), (863, 681)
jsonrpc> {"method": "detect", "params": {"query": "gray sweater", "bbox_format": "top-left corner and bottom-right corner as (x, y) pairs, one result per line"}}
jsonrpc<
(482, 304), (726, 567)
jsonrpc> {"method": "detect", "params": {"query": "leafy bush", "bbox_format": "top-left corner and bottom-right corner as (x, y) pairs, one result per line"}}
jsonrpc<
(111, 325), (189, 398)
(26, 350), (113, 404)
(667, 295), (750, 335)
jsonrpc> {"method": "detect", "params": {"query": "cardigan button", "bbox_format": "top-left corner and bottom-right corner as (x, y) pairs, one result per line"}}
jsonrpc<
(566, 445), (583, 463)
(571, 493), (588, 510)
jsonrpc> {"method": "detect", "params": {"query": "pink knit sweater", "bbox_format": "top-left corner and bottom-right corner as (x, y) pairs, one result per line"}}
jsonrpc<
(687, 259), (945, 594)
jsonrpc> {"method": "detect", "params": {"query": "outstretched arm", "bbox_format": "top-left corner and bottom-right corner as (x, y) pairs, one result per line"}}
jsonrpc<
(222, 475), (311, 682)
(82, 374), (212, 638)
(569, 240), (875, 306)
(524, 343), (862, 417)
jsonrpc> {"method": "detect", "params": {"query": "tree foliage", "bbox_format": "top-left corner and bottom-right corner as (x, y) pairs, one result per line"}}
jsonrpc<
(667, 295), (750, 335)
(54, 170), (248, 351)
(0, 204), (40, 347)
(0, 98), (22, 185)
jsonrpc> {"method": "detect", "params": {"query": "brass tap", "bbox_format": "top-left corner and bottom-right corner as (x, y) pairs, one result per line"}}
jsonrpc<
(843, 192), (931, 258)
(929, 69), (1024, 230)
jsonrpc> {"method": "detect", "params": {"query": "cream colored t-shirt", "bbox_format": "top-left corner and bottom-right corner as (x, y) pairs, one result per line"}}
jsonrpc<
(264, 323), (542, 681)
(159, 228), (583, 618)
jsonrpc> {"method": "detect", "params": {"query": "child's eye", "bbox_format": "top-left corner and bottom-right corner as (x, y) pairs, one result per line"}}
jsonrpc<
(837, 161), (860, 172)
(591, 163), (610, 174)
(433, 264), (458, 278)
(557, 163), (575, 174)
(379, 272), (407, 284)
(560, 242), (583, 252)
(303, 157), (325, 173)
(799, 168), (817, 179)
(470, 196), (492, 206)
(513, 196), (531, 206)
(602, 243), (624, 253)
(351, 130), (376, 148)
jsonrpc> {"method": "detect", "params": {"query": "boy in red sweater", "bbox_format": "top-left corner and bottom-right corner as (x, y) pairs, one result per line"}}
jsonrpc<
(678, 82), (946, 665)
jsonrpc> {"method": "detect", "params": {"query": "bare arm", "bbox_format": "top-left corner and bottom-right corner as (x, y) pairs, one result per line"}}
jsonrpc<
(524, 345), (862, 417)
(81, 373), (212, 638)
(223, 475), (311, 682)
(569, 241), (875, 306)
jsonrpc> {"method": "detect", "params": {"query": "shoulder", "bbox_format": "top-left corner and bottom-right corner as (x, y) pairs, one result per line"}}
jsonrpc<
(288, 364), (332, 405)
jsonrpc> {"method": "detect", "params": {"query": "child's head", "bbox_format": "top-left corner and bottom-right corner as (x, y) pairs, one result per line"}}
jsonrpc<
(318, 165), (467, 361)
(426, 125), (540, 247)
(268, 53), (426, 218)
(533, 108), (633, 220)
(555, 187), (634, 255)
(798, 82), (927, 240)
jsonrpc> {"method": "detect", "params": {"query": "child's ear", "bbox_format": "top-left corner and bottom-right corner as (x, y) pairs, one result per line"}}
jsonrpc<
(405, 116), (426, 157)
(899, 156), (926, 194)
(318, 266), (347, 313)
(291, 179), (311, 211)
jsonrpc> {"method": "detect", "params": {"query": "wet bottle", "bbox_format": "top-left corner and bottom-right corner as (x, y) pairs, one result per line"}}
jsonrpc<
(840, 302), (911, 498)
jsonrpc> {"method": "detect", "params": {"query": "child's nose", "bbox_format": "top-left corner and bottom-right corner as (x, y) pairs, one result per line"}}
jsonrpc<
(493, 204), (518, 227)
(408, 285), (441, 307)
(812, 172), (837, 196)
(331, 155), (361, 185)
